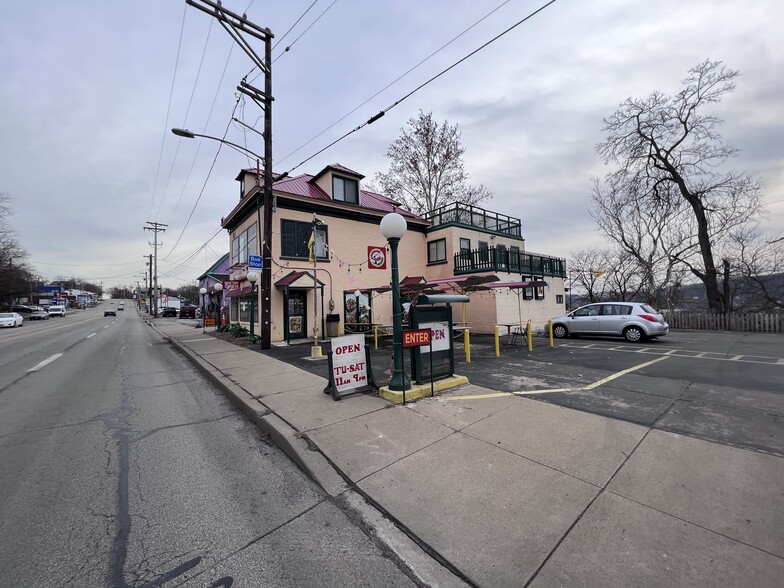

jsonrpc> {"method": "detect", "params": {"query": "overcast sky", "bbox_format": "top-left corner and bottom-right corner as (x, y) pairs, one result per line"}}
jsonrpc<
(1, 0), (782, 289)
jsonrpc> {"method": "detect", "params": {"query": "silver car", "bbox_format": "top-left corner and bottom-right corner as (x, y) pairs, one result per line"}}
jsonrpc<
(550, 302), (669, 343)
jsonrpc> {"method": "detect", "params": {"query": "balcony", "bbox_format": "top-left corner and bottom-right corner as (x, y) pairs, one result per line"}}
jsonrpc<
(425, 203), (522, 237)
(454, 247), (566, 277)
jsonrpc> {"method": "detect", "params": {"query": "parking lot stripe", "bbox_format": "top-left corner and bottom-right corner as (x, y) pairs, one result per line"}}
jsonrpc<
(583, 356), (670, 390)
(729, 355), (744, 360)
(86, 333), (96, 339)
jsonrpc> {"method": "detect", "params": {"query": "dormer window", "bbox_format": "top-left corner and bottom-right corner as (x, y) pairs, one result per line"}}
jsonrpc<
(332, 175), (359, 204)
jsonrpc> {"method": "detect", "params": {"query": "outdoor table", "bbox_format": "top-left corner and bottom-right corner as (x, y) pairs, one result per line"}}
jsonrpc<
(498, 322), (525, 345)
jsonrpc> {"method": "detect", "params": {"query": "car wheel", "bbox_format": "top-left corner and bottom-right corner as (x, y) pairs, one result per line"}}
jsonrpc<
(552, 323), (568, 339)
(624, 326), (644, 343)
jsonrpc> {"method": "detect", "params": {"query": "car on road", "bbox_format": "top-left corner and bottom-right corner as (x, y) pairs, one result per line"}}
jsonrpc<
(28, 306), (50, 320)
(179, 305), (197, 319)
(549, 302), (669, 343)
(104, 308), (117, 317)
(47, 305), (67, 317)
(0, 312), (24, 327)
(161, 307), (178, 317)
(11, 305), (34, 316)
(117, 305), (124, 311)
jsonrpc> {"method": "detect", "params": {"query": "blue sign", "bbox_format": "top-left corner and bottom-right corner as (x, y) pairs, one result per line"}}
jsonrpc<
(248, 255), (263, 269)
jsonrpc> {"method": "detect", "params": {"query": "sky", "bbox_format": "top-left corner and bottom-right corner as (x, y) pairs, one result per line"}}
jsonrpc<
(1, 0), (782, 290)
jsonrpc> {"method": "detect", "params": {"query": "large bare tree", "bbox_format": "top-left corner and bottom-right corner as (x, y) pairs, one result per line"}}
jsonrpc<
(375, 110), (491, 217)
(0, 193), (35, 308)
(596, 60), (764, 312)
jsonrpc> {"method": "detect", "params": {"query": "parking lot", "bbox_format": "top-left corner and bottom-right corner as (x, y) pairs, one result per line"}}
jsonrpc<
(267, 329), (784, 457)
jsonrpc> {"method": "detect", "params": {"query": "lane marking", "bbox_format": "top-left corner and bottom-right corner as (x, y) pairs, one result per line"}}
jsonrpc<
(729, 355), (744, 361)
(103, 325), (111, 329)
(447, 357), (670, 401)
(28, 353), (63, 372)
(560, 342), (783, 366)
(86, 333), (96, 339)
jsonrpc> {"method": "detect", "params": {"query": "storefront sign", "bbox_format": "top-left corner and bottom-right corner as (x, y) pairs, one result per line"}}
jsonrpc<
(367, 246), (387, 269)
(417, 321), (449, 353)
(330, 334), (368, 392)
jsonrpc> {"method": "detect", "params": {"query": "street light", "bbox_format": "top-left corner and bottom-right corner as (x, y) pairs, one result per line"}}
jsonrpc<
(199, 287), (207, 333)
(172, 128), (288, 350)
(247, 271), (259, 342)
(213, 282), (223, 329)
(380, 212), (410, 392)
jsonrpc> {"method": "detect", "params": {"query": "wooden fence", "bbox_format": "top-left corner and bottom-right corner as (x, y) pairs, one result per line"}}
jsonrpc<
(662, 311), (783, 333)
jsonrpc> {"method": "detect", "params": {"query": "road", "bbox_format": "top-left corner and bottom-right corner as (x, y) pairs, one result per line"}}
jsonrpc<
(0, 305), (417, 587)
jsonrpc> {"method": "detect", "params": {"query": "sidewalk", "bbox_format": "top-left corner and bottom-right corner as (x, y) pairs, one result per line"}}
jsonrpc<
(149, 319), (784, 587)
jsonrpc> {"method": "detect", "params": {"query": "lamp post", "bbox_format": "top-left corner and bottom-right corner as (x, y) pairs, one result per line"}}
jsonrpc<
(199, 287), (207, 332)
(380, 213), (410, 392)
(246, 271), (259, 341)
(213, 282), (223, 329)
(172, 128), (287, 350)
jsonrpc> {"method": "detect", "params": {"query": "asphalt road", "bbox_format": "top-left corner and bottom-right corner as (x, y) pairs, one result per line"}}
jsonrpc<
(267, 329), (784, 457)
(0, 306), (418, 587)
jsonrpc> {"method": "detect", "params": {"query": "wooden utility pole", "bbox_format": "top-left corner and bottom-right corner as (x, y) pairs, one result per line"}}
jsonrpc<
(144, 223), (166, 317)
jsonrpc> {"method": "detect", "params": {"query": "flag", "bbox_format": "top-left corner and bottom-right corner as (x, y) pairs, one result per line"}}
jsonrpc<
(308, 231), (316, 263)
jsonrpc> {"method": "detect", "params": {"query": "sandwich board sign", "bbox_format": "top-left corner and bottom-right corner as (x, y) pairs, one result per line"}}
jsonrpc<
(323, 334), (378, 401)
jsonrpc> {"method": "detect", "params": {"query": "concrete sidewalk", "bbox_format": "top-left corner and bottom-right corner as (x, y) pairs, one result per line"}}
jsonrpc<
(149, 319), (784, 587)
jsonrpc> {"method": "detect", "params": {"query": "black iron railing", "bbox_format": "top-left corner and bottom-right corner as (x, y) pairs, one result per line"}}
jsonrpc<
(426, 203), (522, 237)
(454, 247), (566, 277)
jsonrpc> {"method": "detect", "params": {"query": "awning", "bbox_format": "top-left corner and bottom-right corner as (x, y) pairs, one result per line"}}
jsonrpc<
(274, 270), (324, 289)
(225, 286), (252, 298)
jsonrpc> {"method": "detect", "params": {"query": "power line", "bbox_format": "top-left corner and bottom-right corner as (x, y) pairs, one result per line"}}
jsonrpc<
(272, 0), (320, 51)
(276, 0), (516, 166)
(149, 4), (187, 218)
(281, 0), (559, 176)
(156, 18), (216, 220)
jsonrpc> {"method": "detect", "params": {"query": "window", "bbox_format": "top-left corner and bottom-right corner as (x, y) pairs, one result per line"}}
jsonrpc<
(344, 291), (371, 332)
(573, 305), (601, 317)
(281, 219), (329, 260)
(428, 239), (447, 264)
(602, 304), (632, 316)
(459, 238), (471, 255)
(231, 223), (257, 265)
(333, 176), (359, 204)
(556, 294), (564, 304)
(510, 246), (520, 271)
(478, 240), (489, 264)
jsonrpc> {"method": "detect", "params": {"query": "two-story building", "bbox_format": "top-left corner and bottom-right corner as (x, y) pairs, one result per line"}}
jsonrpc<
(220, 163), (566, 344)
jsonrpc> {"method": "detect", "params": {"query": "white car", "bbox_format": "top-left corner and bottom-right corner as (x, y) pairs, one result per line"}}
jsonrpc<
(549, 302), (669, 342)
(47, 305), (67, 317)
(0, 312), (24, 327)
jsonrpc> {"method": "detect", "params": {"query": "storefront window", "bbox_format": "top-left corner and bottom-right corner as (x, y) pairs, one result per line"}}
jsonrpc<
(344, 291), (371, 332)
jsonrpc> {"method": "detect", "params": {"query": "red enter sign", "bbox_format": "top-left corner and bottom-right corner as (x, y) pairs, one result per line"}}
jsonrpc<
(402, 329), (431, 348)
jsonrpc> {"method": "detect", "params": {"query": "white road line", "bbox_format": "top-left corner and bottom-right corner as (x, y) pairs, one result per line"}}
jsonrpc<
(730, 355), (744, 361)
(103, 325), (111, 329)
(28, 353), (63, 372)
(86, 333), (96, 339)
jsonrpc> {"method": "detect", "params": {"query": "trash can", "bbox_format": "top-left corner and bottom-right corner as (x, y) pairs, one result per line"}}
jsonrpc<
(326, 313), (340, 337)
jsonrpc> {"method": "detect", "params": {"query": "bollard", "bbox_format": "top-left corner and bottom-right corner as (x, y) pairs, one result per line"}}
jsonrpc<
(527, 319), (533, 352)
(549, 319), (554, 347)
(464, 329), (471, 363)
(494, 325), (500, 357)
(374, 325), (379, 350)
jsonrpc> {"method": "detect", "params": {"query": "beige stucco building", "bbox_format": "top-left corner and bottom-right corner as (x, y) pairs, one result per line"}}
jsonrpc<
(219, 163), (566, 344)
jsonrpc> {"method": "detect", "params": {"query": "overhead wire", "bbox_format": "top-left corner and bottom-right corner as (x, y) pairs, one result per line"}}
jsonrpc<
(149, 4), (187, 219)
(156, 18), (215, 220)
(276, 0), (517, 166)
(281, 0), (559, 177)
(166, 40), (237, 226)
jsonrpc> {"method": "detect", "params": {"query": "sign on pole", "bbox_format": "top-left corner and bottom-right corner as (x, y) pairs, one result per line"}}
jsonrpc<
(248, 255), (263, 269)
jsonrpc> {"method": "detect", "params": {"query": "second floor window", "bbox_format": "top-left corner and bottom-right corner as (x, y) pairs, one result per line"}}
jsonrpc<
(428, 239), (447, 264)
(333, 176), (359, 204)
(281, 219), (329, 260)
(231, 223), (257, 265)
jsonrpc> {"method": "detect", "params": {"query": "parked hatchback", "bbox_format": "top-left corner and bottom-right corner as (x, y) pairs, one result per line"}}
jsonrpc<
(549, 302), (669, 342)
(29, 306), (50, 320)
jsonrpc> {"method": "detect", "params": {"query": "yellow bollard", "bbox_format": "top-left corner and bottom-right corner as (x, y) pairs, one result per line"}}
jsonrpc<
(464, 329), (471, 363)
(527, 319), (533, 352)
(549, 319), (554, 347)
(374, 326), (379, 350)
(494, 325), (500, 357)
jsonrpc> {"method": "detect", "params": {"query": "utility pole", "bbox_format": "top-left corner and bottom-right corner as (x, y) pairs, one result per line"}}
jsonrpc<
(186, 0), (274, 349)
(144, 223), (166, 317)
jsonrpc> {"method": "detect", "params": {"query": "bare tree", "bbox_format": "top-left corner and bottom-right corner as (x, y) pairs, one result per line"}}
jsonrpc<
(596, 60), (764, 313)
(0, 193), (35, 308)
(726, 225), (784, 311)
(569, 247), (614, 303)
(375, 110), (491, 216)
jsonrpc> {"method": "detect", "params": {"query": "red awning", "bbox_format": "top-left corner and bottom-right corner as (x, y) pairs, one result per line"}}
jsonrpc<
(225, 286), (252, 298)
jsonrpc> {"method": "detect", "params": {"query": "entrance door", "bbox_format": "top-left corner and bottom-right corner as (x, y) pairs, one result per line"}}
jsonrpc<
(288, 291), (307, 339)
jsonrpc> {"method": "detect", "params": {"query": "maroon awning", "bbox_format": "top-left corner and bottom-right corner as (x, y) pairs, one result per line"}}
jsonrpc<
(225, 286), (252, 298)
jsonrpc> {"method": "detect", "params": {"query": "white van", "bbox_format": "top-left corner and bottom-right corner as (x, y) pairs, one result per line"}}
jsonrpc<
(47, 305), (67, 317)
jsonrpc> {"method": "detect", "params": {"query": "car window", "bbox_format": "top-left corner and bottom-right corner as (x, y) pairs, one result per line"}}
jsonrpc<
(573, 305), (600, 317)
(640, 304), (658, 313)
(602, 304), (632, 316)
